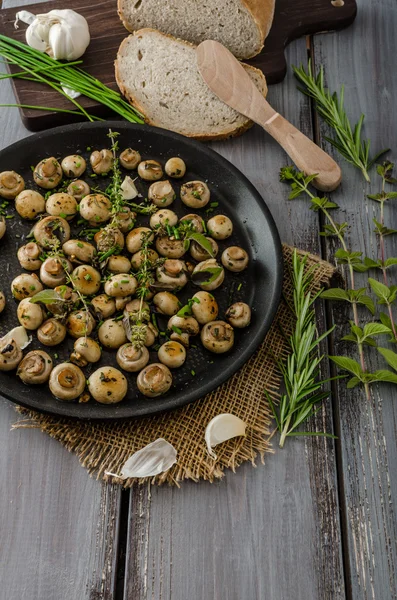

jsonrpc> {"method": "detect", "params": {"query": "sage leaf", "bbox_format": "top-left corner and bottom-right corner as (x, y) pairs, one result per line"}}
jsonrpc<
(330, 356), (363, 378)
(191, 267), (222, 286)
(378, 347), (397, 372)
(29, 289), (64, 305)
(186, 232), (215, 257)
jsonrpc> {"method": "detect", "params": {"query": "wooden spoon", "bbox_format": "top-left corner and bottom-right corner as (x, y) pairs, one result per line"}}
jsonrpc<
(196, 40), (342, 192)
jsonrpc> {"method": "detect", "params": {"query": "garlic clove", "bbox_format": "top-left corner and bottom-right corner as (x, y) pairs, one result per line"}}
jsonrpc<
(61, 85), (81, 100)
(0, 326), (32, 350)
(205, 413), (247, 459)
(120, 176), (139, 200)
(105, 438), (177, 479)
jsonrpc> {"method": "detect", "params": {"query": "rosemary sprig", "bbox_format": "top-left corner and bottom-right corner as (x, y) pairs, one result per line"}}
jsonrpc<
(267, 250), (336, 447)
(293, 61), (389, 182)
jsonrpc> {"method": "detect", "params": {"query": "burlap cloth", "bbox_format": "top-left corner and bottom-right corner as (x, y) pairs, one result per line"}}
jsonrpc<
(13, 245), (335, 486)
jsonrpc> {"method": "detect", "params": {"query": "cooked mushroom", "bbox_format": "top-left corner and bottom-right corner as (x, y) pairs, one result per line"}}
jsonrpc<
(124, 299), (150, 321)
(61, 154), (87, 178)
(79, 194), (112, 225)
(137, 159), (163, 181)
(46, 285), (78, 316)
(116, 207), (136, 233)
(17, 350), (53, 384)
(225, 302), (251, 328)
(169, 331), (190, 347)
(168, 315), (200, 338)
(17, 242), (42, 271)
(91, 294), (116, 319)
(137, 363), (173, 397)
(40, 256), (72, 288)
(165, 157), (186, 179)
(0, 216), (5, 240)
(150, 209), (178, 230)
(66, 310), (96, 338)
(0, 170), (25, 199)
(88, 366), (128, 404)
(155, 259), (188, 290)
(0, 291), (5, 314)
(0, 338), (23, 371)
(46, 192), (78, 221)
(179, 213), (205, 233)
(116, 343), (150, 372)
(130, 248), (159, 269)
(104, 273), (138, 298)
(158, 341), (186, 369)
(192, 259), (225, 291)
(70, 265), (101, 295)
(120, 148), (141, 170)
(70, 337), (101, 367)
(207, 215), (233, 240)
(191, 291), (219, 324)
(33, 157), (62, 189)
(144, 322), (158, 347)
(15, 190), (45, 220)
(126, 227), (154, 254)
(190, 237), (218, 261)
(148, 180), (175, 207)
(90, 149), (113, 175)
(49, 363), (86, 401)
(33, 216), (71, 248)
(67, 179), (90, 201)
(63, 239), (96, 264)
(94, 227), (124, 253)
(115, 296), (132, 311)
(17, 297), (45, 330)
(155, 236), (186, 259)
(37, 318), (67, 346)
(180, 181), (210, 208)
(98, 318), (127, 349)
(11, 273), (43, 300)
(221, 247), (249, 272)
(201, 321), (234, 353)
(107, 255), (132, 274)
(153, 291), (180, 316)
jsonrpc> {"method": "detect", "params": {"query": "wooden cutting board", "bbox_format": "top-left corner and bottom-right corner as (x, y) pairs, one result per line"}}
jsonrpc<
(0, 0), (357, 131)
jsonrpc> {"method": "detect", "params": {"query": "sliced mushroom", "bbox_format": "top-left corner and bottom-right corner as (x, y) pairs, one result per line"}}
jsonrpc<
(191, 291), (219, 324)
(0, 216), (5, 240)
(46, 192), (78, 221)
(226, 302), (251, 328)
(15, 190), (45, 220)
(190, 237), (218, 261)
(66, 310), (96, 338)
(49, 363), (86, 401)
(0, 291), (5, 314)
(120, 148), (141, 170)
(91, 294), (116, 319)
(137, 159), (163, 181)
(70, 337), (101, 367)
(158, 341), (186, 368)
(90, 149), (113, 175)
(221, 247), (249, 272)
(17, 350), (53, 384)
(148, 180), (175, 207)
(67, 179), (90, 201)
(104, 273), (138, 298)
(179, 213), (205, 233)
(98, 318), (127, 349)
(180, 181), (210, 208)
(40, 256), (72, 288)
(0, 338), (23, 371)
(116, 343), (150, 372)
(126, 227), (154, 254)
(70, 265), (101, 295)
(33, 157), (62, 189)
(130, 248), (159, 269)
(79, 194), (112, 225)
(165, 157), (186, 179)
(33, 216), (71, 248)
(116, 207), (136, 233)
(17, 297), (45, 330)
(137, 363), (173, 397)
(0, 170), (25, 199)
(150, 209), (178, 230)
(11, 273), (43, 300)
(201, 321), (234, 353)
(94, 227), (125, 253)
(88, 366), (128, 404)
(61, 154), (86, 178)
(153, 291), (180, 316)
(17, 242), (42, 271)
(192, 259), (225, 291)
(37, 318), (67, 346)
(155, 259), (188, 290)
(107, 255), (132, 274)
(63, 239), (96, 264)
(207, 215), (233, 240)
(155, 236), (186, 259)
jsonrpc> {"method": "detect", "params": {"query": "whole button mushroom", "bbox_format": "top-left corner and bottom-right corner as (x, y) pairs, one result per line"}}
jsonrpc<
(153, 292), (180, 316)
(148, 180), (175, 207)
(0, 291), (5, 314)
(192, 259), (225, 291)
(124, 299), (150, 321)
(90, 149), (113, 175)
(221, 247), (249, 272)
(98, 318), (127, 349)
(61, 154), (86, 178)
(17, 242), (42, 271)
(67, 179), (90, 201)
(17, 350), (53, 384)
(180, 181), (210, 209)
(15, 190), (45, 220)
(49, 363), (86, 401)
(17, 298), (45, 330)
(37, 318), (67, 346)
(165, 157), (186, 179)
(201, 321), (234, 354)
(40, 256), (72, 288)
(46, 192), (78, 221)
(63, 240), (96, 265)
(88, 366), (128, 404)
(155, 259), (188, 291)
(143, 322), (158, 347)
(207, 215), (233, 240)
(179, 214), (205, 233)
(70, 337), (101, 367)
(33, 157), (62, 189)
(158, 341), (186, 369)
(107, 255), (132, 274)
(91, 294), (116, 319)
(79, 194), (112, 225)
(190, 237), (218, 262)
(155, 236), (186, 259)
(33, 216), (71, 248)
(11, 273), (43, 301)
(126, 227), (154, 254)
(116, 343), (150, 372)
(94, 227), (125, 253)
(0, 170), (25, 199)
(137, 159), (163, 181)
(46, 285), (78, 317)
(226, 302), (251, 328)
(116, 207), (136, 233)
(120, 148), (141, 170)
(130, 248), (159, 269)
(70, 265), (102, 295)
(66, 310), (96, 339)
(104, 274), (138, 298)
(137, 363), (173, 398)
(0, 216), (6, 240)
(191, 291), (219, 325)
(0, 338), (23, 371)
(150, 209), (178, 230)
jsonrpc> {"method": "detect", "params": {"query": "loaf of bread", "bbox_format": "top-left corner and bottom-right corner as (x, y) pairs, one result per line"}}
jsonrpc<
(118, 0), (275, 60)
(115, 29), (268, 141)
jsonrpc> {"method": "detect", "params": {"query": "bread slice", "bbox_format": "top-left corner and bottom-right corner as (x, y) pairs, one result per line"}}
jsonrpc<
(118, 0), (275, 60)
(115, 29), (268, 141)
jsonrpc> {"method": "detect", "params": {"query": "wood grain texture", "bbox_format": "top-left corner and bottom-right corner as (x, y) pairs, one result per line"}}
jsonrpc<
(123, 38), (345, 600)
(311, 0), (397, 597)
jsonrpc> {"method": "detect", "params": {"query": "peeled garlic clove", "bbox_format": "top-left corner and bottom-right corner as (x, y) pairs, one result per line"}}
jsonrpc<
(120, 176), (139, 200)
(61, 85), (81, 99)
(105, 438), (177, 479)
(205, 413), (247, 459)
(0, 326), (32, 350)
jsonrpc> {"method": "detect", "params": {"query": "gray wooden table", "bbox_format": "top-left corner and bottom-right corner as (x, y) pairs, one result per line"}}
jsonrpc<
(1, 0), (396, 598)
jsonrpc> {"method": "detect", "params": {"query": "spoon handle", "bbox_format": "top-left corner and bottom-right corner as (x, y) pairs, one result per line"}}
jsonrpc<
(259, 112), (342, 192)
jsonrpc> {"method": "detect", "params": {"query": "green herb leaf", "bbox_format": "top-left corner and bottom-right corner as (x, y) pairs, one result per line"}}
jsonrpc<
(186, 232), (215, 257)
(29, 289), (64, 305)
(378, 347), (397, 372)
(330, 356), (363, 378)
(320, 288), (349, 301)
(191, 267), (222, 286)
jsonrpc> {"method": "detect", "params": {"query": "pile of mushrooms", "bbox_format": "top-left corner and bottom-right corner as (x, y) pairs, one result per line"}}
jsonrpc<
(0, 142), (252, 405)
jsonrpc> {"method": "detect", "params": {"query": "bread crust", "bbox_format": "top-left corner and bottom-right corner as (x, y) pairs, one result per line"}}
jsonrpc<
(114, 29), (268, 142)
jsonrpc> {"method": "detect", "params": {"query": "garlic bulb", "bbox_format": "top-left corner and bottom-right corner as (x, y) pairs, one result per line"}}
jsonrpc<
(15, 9), (90, 61)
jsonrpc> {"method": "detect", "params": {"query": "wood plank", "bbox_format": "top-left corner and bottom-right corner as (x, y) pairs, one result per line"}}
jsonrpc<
(0, 3), (122, 599)
(124, 39), (346, 600)
(311, 2), (397, 597)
